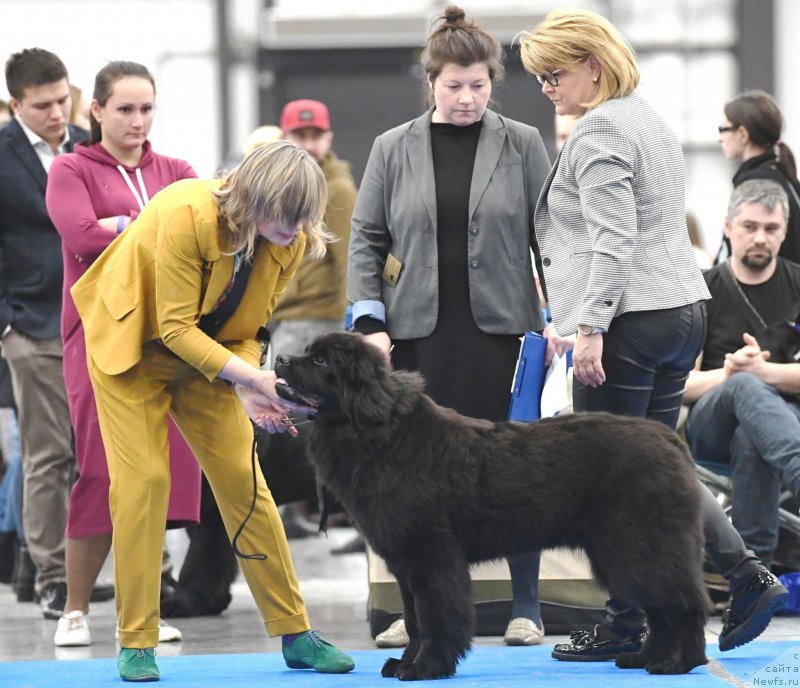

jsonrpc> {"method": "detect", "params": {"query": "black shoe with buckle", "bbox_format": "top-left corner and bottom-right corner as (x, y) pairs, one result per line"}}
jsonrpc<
(551, 624), (646, 662)
(719, 567), (788, 651)
(40, 581), (67, 620)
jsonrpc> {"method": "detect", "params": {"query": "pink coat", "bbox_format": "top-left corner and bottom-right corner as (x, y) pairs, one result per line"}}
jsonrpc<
(47, 141), (201, 537)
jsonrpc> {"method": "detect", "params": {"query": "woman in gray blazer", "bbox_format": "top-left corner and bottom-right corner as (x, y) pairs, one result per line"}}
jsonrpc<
(348, 6), (551, 649)
(519, 7), (786, 662)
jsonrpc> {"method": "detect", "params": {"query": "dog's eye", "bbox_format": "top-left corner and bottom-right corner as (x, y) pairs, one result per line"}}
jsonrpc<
(312, 353), (328, 366)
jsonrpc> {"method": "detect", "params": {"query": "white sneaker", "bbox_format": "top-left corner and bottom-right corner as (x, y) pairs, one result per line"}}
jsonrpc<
(115, 618), (182, 643)
(158, 619), (182, 643)
(54, 610), (91, 647)
(503, 617), (545, 646)
(375, 618), (409, 648)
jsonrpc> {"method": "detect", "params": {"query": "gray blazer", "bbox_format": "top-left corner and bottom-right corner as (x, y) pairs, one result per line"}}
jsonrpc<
(534, 92), (710, 336)
(348, 108), (551, 339)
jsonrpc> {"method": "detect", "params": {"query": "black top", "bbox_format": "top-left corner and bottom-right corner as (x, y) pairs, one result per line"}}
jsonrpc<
(701, 258), (800, 370)
(733, 151), (800, 264)
(428, 121), (482, 332)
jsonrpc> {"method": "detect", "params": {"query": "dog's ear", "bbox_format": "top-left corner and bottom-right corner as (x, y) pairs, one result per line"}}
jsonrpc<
(338, 344), (398, 428)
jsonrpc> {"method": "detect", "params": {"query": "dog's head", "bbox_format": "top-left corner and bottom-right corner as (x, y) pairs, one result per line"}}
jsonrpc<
(274, 332), (419, 428)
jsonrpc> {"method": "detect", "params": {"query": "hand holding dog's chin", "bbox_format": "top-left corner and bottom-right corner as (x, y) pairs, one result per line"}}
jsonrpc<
(234, 384), (297, 436)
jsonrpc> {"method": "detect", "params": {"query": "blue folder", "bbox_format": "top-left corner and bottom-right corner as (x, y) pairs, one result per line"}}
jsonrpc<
(508, 332), (548, 422)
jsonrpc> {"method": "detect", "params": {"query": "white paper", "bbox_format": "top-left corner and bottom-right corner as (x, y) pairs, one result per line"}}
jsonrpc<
(540, 352), (569, 418)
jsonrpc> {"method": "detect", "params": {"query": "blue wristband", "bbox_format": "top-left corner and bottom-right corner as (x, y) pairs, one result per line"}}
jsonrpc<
(116, 215), (126, 234)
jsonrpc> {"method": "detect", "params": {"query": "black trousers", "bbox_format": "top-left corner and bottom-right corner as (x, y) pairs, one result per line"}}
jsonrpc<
(573, 301), (760, 633)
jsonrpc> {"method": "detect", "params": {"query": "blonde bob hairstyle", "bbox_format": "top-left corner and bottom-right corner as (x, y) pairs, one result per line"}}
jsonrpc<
(518, 8), (639, 110)
(213, 140), (331, 260)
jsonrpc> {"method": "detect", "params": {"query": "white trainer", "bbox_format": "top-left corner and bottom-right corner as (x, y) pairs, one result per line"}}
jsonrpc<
(375, 618), (409, 648)
(54, 610), (91, 647)
(503, 617), (545, 646)
(158, 619), (182, 643)
(115, 618), (182, 643)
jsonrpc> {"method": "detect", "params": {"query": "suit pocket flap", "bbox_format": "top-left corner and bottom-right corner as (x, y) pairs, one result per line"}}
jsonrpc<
(99, 274), (135, 320)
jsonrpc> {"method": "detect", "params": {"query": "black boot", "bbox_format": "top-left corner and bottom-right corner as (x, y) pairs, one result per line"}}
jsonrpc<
(0, 530), (18, 584)
(12, 541), (36, 602)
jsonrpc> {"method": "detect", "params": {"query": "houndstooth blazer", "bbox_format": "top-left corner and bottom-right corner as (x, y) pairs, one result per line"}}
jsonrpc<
(534, 92), (710, 336)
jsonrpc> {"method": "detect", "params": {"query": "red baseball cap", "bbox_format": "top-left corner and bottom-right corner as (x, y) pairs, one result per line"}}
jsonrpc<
(280, 99), (331, 132)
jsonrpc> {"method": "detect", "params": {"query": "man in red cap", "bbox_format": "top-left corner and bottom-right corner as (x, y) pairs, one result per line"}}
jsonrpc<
(273, 99), (359, 545)
(272, 98), (356, 369)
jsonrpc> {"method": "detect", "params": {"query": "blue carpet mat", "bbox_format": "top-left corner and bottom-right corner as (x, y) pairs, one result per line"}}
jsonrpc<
(2, 642), (799, 687)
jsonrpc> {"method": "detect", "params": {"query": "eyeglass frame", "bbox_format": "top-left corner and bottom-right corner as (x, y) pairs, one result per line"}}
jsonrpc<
(533, 69), (565, 87)
(718, 125), (739, 134)
(532, 57), (590, 88)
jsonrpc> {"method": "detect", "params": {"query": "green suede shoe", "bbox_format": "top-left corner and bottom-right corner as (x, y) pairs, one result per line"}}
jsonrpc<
(282, 630), (355, 673)
(117, 647), (160, 682)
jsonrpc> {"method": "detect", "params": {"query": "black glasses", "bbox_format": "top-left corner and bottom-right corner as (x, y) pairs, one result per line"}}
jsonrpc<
(718, 125), (738, 134)
(534, 69), (563, 87)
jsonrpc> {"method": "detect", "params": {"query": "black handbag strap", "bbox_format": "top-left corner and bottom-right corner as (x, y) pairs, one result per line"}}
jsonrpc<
(718, 260), (768, 333)
(198, 254), (254, 338)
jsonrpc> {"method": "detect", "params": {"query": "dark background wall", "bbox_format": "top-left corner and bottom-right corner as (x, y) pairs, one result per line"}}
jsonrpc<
(257, 44), (558, 184)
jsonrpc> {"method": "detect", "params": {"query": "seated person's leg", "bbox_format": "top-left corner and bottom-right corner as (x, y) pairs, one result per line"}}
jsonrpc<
(729, 426), (782, 568)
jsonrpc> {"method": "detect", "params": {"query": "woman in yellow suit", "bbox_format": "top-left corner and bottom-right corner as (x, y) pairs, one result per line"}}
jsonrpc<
(71, 141), (355, 682)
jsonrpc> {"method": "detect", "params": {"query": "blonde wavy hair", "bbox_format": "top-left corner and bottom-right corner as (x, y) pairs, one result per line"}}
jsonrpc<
(214, 140), (331, 260)
(518, 8), (639, 110)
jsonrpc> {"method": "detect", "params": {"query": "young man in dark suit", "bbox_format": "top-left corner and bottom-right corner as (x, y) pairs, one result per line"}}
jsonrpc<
(0, 48), (85, 619)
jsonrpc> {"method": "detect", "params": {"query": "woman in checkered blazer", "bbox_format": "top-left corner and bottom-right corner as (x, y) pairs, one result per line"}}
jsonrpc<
(518, 6), (785, 665)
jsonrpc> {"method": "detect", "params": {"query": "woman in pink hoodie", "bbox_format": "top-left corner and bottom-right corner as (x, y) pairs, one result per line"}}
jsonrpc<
(46, 61), (200, 647)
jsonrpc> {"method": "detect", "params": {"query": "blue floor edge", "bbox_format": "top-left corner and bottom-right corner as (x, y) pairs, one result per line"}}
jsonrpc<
(3, 641), (800, 687)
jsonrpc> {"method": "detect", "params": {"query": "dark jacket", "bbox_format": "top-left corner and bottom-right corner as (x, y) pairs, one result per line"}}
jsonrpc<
(0, 118), (86, 338)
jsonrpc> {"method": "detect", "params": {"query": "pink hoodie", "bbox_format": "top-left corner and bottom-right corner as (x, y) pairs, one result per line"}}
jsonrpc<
(46, 141), (196, 342)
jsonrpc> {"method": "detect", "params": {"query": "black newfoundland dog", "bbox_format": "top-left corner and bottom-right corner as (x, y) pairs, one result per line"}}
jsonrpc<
(274, 332), (710, 680)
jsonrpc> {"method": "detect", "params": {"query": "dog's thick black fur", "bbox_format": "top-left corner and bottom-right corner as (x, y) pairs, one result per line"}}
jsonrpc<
(275, 332), (710, 680)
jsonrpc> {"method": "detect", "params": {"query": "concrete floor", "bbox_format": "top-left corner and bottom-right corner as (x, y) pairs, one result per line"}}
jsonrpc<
(1, 526), (798, 663)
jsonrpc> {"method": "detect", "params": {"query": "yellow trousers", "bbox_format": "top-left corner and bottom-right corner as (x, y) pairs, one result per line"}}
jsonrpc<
(89, 343), (310, 648)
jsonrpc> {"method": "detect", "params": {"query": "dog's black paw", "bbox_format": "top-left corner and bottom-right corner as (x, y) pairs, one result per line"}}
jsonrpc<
(395, 659), (456, 681)
(645, 657), (704, 675)
(381, 658), (402, 678)
(615, 651), (647, 669)
(160, 588), (232, 618)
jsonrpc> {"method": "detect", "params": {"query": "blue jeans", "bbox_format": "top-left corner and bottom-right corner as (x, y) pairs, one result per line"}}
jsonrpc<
(0, 407), (24, 538)
(686, 372), (800, 568)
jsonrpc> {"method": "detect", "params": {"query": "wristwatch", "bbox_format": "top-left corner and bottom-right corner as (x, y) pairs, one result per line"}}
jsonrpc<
(577, 324), (606, 336)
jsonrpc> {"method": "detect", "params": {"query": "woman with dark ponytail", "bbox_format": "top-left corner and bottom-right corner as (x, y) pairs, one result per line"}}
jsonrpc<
(349, 5), (551, 655)
(719, 90), (800, 262)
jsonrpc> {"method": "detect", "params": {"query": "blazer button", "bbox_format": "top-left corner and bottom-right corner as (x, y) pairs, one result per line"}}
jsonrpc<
(469, 259), (480, 269)
(469, 225), (479, 236)
(542, 257), (551, 267)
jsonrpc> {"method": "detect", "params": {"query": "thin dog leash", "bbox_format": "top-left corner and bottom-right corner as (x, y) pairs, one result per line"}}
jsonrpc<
(230, 416), (315, 561)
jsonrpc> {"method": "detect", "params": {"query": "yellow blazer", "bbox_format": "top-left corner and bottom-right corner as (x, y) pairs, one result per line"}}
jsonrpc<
(71, 178), (305, 381)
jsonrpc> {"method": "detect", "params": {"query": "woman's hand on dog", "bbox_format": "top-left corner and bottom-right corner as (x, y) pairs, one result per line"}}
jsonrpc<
(363, 332), (392, 364)
(218, 356), (314, 436)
